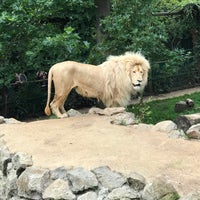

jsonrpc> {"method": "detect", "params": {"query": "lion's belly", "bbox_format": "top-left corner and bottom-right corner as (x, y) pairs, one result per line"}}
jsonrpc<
(75, 86), (102, 99)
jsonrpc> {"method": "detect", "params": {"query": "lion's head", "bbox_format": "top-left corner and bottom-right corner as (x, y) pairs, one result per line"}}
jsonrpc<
(124, 52), (150, 93)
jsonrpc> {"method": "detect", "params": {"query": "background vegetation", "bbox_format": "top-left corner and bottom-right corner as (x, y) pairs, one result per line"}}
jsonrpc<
(128, 92), (200, 124)
(0, 0), (199, 119)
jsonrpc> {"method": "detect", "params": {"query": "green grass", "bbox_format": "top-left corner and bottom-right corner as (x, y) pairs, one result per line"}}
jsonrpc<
(127, 92), (200, 124)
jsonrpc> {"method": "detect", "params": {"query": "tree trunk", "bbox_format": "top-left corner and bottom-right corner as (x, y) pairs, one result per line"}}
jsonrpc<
(174, 113), (200, 132)
(95, 0), (110, 43)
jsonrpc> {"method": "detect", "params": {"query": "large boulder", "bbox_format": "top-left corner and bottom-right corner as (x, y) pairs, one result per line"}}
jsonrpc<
(186, 124), (200, 139)
(142, 176), (179, 200)
(17, 167), (50, 199)
(42, 179), (75, 200)
(67, 167), (98, 193)
(92, 166), (127, 191)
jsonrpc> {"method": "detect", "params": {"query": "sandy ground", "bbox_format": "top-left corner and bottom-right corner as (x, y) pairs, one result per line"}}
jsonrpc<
(1, 87), (200, 196)
(1, 114), (200, 196)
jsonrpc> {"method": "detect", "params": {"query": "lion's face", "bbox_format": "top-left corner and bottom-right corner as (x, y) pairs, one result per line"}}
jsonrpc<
(128, 64), (147, 92)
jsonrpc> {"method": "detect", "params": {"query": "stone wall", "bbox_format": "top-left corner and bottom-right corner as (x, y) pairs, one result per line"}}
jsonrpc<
(0, 139), (200, 200)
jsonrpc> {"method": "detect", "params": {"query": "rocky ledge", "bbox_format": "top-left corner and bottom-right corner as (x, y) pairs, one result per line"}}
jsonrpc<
(0, 139), (200, 200)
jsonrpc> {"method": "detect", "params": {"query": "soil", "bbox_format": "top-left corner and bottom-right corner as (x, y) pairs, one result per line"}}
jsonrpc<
(1, 87), (200, 196)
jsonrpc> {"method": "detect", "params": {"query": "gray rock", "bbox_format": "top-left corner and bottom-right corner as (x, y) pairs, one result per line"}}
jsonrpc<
(106, 185), (140, 200)
(0, 170), (6, 199)
(0, 116), (4, 124)
(89, 107), (126, 116)
(110, 112), (135, 125)
(174, 99), (194, 113)
(179, 191), (200, 200)
(17, 166), (50, 199)
(77, 191), (97, 200)
(142, 176), (178, 200)
(5, 169), (18, 199)
(0, 139), (11, 175)
(186, 124), (200, 139)
(50, 166), (68, 180)
(67, 109), (82, 117)
(168, 129), (186, 139)
(4, 118), (22, 124)
(12, 152), (33, 176)
(154, 120), (177, 133)
(10, 197), (26, 200)
(174, 101), (188, 113)
(127, 172), (146, 191)
(92, 166), (127, 191)
(42, 179), (76, 200)
(98, 188), (109, 200)
(67, 167), (98, 193)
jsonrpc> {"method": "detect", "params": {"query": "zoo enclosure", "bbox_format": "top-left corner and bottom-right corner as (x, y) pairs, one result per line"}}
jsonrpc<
(1, 58), (200, 120)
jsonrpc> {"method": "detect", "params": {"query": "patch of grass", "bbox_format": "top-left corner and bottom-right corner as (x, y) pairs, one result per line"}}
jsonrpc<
(127, 92), (200, 124)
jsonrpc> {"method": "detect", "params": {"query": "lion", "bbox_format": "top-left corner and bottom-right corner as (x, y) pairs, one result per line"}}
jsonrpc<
(44, 52), (150, 118)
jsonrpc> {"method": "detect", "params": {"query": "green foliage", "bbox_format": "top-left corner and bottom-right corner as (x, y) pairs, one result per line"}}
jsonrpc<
(127, 97), (152, 124)
(0, 0), (95, 86)
(128, 92), (200, 124)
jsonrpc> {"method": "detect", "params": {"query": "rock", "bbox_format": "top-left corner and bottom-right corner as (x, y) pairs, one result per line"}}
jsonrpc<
(42, 179), (76, 200)
(174, 113), (200, 132)
(142, 176), (179, 200)
(50, 166), (68, 180)
(92, 166), (127, 191)
(77, 191), (97, 200)
(17, 166), (50, 199)
(67, 167), (98, 193)
(179, 191), (200, 200)
(186, 124), (200, 139)
(98, 188), (109, 200)
(89, 107), (125, 116)
(67, 109), (82, 117)
(127, 172), (146, 191)
(0, 170), (6, 198)
(174, 99), (194, 113)
(168, 129), (186, 139)
(0, 116), (4, 124)
(110, 112), (135, 125)
(12, 152), (33, 176)
(186, 99), (195, 107)
(107, 185), (140, 200)
(175, 101), (188, 113)
(4, 118), (22, 124)
(5, 169), (18, 198)
(154, 120), (177, 133)
(0, 139), (12, 175)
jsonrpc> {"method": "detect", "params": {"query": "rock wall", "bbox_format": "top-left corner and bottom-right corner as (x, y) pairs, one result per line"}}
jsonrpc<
(0, 139), (200, 200)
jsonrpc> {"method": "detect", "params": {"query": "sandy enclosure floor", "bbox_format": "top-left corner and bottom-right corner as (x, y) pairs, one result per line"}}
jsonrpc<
(1, 113), (200, 196)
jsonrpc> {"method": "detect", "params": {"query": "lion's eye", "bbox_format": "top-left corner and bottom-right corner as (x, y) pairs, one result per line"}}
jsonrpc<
(133, 71), (136, 73)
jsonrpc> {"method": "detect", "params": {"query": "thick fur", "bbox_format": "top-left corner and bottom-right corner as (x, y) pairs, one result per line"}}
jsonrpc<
(44, 52), (150, 118)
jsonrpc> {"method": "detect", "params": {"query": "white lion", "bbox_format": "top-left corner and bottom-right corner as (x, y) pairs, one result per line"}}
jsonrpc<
(44, 52), (150, 118)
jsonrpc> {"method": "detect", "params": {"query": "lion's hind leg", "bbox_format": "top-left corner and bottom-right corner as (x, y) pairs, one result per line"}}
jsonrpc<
(50, 95), (68, 118)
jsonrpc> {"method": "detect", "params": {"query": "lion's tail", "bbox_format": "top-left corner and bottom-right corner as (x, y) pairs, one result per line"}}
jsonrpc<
(44, 67), (53, 116)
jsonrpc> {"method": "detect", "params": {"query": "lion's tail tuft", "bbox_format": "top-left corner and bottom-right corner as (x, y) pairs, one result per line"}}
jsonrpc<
(44, 106), (51, 116)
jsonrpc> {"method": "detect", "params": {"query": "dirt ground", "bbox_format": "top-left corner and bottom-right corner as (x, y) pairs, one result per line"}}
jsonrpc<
(1, 87), (200, 196)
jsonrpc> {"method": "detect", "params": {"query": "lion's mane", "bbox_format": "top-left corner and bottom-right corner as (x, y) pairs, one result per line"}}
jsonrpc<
(100, 52), (150, 107)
